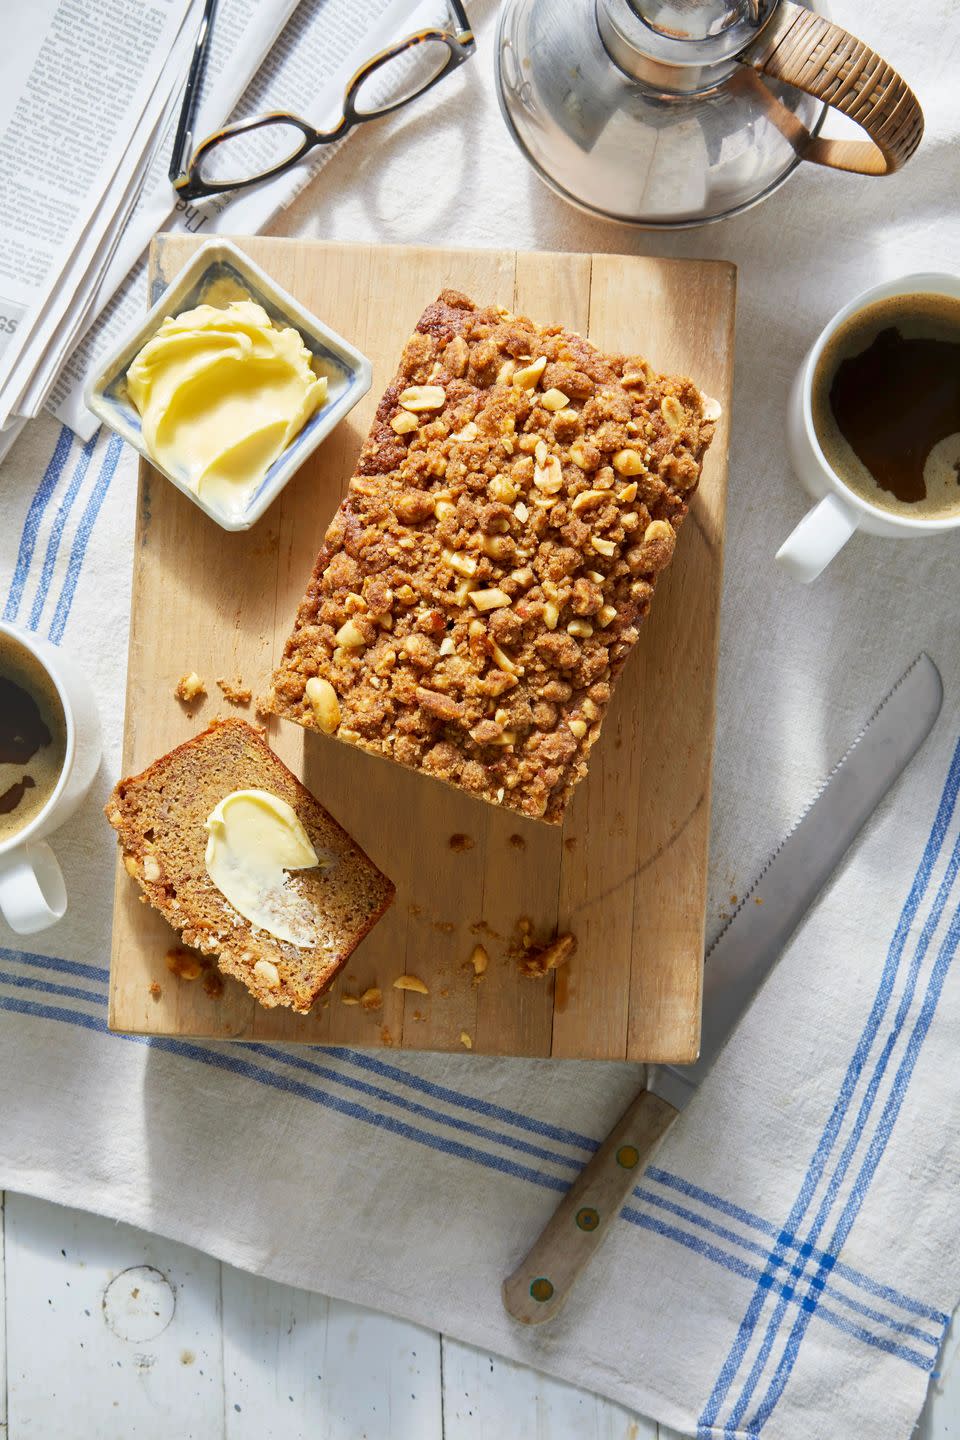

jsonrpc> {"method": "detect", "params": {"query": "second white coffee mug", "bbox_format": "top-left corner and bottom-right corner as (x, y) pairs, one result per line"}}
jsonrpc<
(0, 622), (101, 935)
(777, 271), (960, 583)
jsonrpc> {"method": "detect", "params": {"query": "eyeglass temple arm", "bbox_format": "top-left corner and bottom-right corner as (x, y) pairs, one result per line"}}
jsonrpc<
(169, 0), (220, 186)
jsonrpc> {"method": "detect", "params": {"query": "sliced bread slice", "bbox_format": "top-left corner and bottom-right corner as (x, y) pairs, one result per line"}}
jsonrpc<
(105, 717), (394, 1011)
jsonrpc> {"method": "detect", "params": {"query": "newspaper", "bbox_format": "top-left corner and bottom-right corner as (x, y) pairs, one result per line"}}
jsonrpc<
(0, 0), (198, 426)
(0, 0), (443, 444)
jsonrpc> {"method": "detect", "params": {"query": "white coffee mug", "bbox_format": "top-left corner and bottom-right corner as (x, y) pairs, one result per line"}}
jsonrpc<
(777, 271), (960, 583)
(0, 622), (101, 935)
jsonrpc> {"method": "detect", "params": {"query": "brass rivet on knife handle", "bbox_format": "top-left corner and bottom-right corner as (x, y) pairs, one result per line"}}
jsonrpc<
(502, 1088), (678, 1325)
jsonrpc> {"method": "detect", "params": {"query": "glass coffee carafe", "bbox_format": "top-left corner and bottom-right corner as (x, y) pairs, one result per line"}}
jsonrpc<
(495, 0), (923, 227)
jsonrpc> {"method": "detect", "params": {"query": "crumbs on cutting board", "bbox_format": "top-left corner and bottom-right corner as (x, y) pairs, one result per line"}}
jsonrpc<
(508, 833), (526, 850)
(174, 671), (206, 705)
(216, 676), (252, 706)
(448, 832), (475, 853)
(202, 969), (224, 999)
(165, 946), (203, 980)
(511, 920), (577, 979)
(148, 981), (162, 1001)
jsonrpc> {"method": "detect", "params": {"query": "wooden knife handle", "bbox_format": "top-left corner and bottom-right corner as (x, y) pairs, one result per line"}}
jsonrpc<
(502, 1088), (678, 1325)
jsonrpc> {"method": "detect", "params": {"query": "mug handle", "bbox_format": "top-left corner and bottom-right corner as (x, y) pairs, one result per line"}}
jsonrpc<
(776, 493), (860, 583)
(0, 841), (68, 935)
(745, 1), (923, 175)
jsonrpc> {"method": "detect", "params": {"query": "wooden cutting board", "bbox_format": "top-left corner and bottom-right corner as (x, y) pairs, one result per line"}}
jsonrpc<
(108, 235), (735, 1062)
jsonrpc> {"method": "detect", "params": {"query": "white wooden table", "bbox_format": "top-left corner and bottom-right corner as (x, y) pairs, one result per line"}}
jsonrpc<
(0, 1192), (955, 1438)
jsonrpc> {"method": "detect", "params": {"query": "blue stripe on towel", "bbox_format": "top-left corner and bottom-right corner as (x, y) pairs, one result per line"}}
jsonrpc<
(730, 814), (960, 1433)
(246, 1043), (583, 1174)
(0, 962), (944, 1371)
(0, 945), (110, 986)
(745, 889), (960, 1433)
(0, 991), (571, 1195)
(28, 430), (99, 630)
(646, 1166), (948, 1325)
(48, 431), (123, 644)
(0, 941), (946, 1355)
(700, 736), (960, 1437)
(325, 1045), (601, 1152)
(3, 425), (75, 622)
(634, 1188), (940, 1349)
(622, 1207), (936, 1373)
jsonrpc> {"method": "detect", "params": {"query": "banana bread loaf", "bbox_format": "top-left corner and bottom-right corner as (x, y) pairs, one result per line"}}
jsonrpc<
(268, 290), (716, 822)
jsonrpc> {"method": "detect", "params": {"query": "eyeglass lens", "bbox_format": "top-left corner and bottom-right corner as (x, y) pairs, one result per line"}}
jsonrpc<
(352, 38), (454, 117)
(198, 119), (310, 186)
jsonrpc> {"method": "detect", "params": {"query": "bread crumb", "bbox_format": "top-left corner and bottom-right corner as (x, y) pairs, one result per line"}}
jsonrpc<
(165, 947), (203, 980)
(519, 932), (577, 979)
(360, 986), (383, 1011)
(448, 833), (475, 853)
(508, 833), (526, 850)
(148, 981), (162, 1001)
(394, 974), (429, 994)
(459, 1030), (473, 1049)
(174, 672), (206, 704)
(217, 676), (252, 706)
(434, 920), (455, 935)
(202, 969), (224, 1000)
(380, 1025), (394, 1046)
(341, 994), (360, 1006)
(564, 836), (577, 852)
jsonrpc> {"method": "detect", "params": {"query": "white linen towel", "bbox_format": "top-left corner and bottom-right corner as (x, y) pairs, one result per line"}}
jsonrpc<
(1, 3), (959, 1436)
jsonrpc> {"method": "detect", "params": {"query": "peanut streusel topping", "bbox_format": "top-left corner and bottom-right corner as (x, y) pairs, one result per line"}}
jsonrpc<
(269, 290), (715, 822)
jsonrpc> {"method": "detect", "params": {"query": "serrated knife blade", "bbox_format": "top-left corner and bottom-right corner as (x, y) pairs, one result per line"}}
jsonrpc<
(503, 653), (943, 1325)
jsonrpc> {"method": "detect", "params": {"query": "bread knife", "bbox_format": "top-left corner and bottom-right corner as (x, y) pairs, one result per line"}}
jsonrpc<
(503, 653), (943, 1325)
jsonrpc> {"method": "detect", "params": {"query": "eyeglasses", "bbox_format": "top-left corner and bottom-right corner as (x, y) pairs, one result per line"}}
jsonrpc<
(169, 0), (475, 203)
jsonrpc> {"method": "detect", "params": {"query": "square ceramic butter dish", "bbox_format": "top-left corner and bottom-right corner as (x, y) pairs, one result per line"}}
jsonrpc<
(85, 239), (372, 532)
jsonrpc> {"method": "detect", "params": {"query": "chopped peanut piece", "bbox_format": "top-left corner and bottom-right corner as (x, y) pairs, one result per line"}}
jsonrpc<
(612, 449), (645, 475)
(469, 943), (489, 978)
(512, 355), (547, 388)
(469, 588), (512, 612)
(399, 385), (446, 411)
(305, 676), (341, 734)
(394, 974), (429, 994)
(253, 959), (281, 990)
(174, 671), (206, 704)
(335, 618), (366, 649)
(459, 1030), (473, 1050)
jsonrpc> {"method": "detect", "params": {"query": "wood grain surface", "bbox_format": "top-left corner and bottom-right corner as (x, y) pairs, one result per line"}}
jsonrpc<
(108, 235), (735, 1061)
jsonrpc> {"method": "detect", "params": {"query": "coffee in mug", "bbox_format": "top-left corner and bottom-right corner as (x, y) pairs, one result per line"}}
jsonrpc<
(810, 292), (960, 521)
(0, 631), (68, 844)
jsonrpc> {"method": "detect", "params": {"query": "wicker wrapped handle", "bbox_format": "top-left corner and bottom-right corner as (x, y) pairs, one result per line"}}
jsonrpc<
(746, 1), (923, 175)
